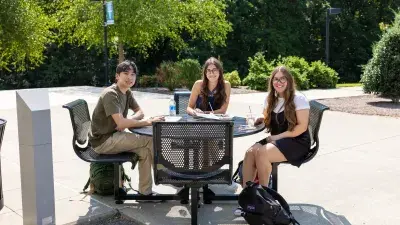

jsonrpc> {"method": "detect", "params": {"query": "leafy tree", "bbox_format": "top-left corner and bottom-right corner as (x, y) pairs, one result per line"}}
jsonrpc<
(214, 0), (310, 77)
(0, 43), (104, 89)
(0, 0), (54, 71)
(320, 0), (400, 82)
(54, 0), (231, 61)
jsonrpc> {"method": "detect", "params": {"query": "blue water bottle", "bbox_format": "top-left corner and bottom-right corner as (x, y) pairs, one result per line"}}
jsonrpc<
(169, 97), (176, 116)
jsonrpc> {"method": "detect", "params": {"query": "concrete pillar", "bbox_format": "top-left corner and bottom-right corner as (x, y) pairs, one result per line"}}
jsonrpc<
(16, 89), (55, 225)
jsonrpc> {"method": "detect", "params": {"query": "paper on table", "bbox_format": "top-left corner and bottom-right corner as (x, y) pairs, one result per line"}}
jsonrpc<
(194, 113), (233, 121)
(238, 125), (257, 130)
(165, 116), (182, 122)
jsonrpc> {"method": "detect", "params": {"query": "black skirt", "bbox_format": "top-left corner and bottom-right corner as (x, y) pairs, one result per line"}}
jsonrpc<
(256, 132), (310, 167)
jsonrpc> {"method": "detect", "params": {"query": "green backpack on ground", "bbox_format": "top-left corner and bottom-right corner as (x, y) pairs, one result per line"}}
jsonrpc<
(83, 162), (132, 196)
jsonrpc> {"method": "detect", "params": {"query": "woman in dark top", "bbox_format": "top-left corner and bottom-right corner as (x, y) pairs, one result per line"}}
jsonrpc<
(241, 65), (311, 187)
(187, 57), (231, 115)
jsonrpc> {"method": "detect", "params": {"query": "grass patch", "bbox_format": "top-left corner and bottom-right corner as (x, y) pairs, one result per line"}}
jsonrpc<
(336, 83), (362, 88)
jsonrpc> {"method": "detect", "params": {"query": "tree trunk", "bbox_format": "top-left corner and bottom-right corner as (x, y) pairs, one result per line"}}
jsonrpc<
(118, 42), (125, 63)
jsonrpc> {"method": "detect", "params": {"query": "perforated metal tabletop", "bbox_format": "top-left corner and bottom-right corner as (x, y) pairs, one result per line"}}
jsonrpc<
(129, 114), (265, 138)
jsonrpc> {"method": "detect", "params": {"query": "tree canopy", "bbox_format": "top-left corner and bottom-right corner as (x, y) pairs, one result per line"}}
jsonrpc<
(0, 0), (54, 71)
(54, 0), (232, 56)
(0, 0), (231, 70)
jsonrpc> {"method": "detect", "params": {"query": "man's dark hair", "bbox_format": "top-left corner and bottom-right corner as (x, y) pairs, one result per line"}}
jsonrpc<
(116, 60), (138, 75)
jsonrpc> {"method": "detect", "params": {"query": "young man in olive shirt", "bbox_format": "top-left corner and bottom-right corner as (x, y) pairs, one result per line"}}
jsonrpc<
(89, 60), (164, 196)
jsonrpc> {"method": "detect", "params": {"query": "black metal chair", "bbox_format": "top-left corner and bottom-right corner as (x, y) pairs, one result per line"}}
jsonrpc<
(172, 90), (239, 203)
(174, 91), (191, 114)
(0, 118), (7, 211)
(271, 100), (329, 191)
(153, 121), (234, 225)
(63, 99), (185, 203)
(62, 100), (136, 164)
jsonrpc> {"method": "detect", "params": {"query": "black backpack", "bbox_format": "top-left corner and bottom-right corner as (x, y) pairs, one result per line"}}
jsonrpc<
(238, 181), (300, 225)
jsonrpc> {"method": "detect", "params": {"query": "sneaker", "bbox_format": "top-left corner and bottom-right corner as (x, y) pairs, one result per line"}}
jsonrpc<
(234, 207), (243, 217)
(164, 184), (185, 194)
(136, 192), (164, 203)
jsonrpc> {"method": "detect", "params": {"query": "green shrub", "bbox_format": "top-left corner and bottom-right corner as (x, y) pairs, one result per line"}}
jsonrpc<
(156, 61), (180, 91)
(138, 75), (158, 87)
(279, 56), (310, 75)
(276, 56), (310, 90)
(242, 51), (342, 90)
(247, 52), (274, 75)
(175, 59), (202, 89)
(307, 61), (339, 89)
(242, 72), (269, 90)
(243, 52), (275, 90)
(224, 70), (241, 87)
(361, 13), (400, 103)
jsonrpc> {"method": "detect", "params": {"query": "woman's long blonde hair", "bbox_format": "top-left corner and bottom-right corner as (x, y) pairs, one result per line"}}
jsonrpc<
(263, 66), (297, 132)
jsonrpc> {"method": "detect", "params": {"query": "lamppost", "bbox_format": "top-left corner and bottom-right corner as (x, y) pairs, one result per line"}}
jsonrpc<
(103, 0), (109, 86)
(325, 7), (341, 66)
(92, 0), (114, 86)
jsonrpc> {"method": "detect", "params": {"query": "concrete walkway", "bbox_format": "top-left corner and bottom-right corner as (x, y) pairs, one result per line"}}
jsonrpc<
(1, 86), (398, 225)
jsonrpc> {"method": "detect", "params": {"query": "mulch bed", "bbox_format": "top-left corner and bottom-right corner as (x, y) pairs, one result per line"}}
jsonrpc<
(317, 94), (400, 118)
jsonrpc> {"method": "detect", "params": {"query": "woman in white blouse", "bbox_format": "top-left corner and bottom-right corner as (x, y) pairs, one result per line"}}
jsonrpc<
(242, 65), (311, 188)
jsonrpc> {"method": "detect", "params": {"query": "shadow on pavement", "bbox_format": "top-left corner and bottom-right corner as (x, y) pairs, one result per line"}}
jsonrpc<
(290, 203), (352, 225)
(117, 200), (351, 225)
(68, 197), (118, 225)
(89, 183), (351, 225)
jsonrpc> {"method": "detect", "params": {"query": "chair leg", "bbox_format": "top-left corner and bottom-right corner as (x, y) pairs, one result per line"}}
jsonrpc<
(271, 163), (278, 191)
(202, 184), (213, 204)
(191, 187), (199, 225)
(114, 163), (124, 204)
(178, 186), (190, 204)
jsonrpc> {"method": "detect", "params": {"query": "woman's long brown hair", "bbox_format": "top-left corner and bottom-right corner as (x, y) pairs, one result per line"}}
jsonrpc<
(200, 57), (226, 110)
(263, 66), (297, 132)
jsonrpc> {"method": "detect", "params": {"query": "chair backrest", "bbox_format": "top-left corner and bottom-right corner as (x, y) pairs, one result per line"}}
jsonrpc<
(153, 121), (234, 184)
(304, 100), (329, 162)
(62, 99), (91, 147)
(174, 91), (191, 114)
(0, 119), (6, 151)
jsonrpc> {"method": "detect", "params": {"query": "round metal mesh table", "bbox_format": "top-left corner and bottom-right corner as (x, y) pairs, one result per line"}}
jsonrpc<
(129, 114), (265, 138)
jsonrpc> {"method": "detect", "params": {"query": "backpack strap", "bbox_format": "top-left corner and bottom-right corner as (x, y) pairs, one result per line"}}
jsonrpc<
(121, 166), (134, 192)
(83, 177), (90, 192)
(264, 187), (300, 225)
(130, 154), (139, 170)
(232, 160), (243, 183)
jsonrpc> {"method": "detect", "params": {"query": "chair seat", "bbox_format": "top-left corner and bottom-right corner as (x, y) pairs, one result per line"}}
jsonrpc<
(76, 147), (135, 163)
(160, 168), (228, 180)
(159, 179), (231, 185)
(157, 169), (232, 185)
(274, 161), (289, 165)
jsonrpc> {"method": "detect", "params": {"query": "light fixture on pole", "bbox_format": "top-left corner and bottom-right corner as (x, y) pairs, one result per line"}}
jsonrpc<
(91, 0), (114, 86)
(325, 7), (341, 66)
(103, 1), (114, 86)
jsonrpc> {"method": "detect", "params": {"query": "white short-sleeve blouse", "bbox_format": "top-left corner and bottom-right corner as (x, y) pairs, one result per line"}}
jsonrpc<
(263, 92), (310, 113)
